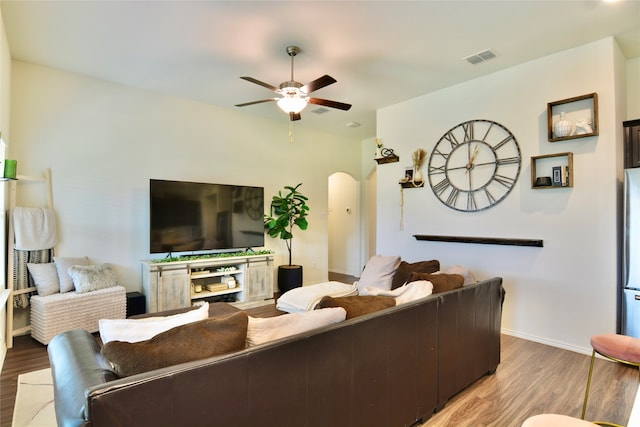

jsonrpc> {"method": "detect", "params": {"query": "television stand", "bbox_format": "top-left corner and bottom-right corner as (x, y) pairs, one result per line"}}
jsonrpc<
(141, 252), (274, 313)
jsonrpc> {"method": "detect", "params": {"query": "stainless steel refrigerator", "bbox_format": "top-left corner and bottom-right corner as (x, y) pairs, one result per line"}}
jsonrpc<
(622, 168), (640, 337)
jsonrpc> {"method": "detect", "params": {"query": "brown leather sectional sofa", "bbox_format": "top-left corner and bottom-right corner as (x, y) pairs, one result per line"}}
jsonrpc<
(47, 277), (504, 427)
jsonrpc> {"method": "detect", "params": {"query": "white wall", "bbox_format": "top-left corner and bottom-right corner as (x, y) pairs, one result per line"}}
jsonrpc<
(9, 61), (361, 295)
(328, 172), (360, 276)
(0, 6), (10, 366)
(628, 57), (640, 120)
(377, 38), (625, 353)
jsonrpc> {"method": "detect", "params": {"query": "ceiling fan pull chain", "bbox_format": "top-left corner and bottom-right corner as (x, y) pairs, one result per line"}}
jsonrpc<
(289, 121), (294, 143)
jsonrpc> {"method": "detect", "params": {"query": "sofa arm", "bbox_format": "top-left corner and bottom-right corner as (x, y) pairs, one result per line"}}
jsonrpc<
(48, 329), (119, 427)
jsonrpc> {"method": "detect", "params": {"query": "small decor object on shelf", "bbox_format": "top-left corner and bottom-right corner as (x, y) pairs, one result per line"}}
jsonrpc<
(374, 138), (384, 159)
(374, 139), (400, 164)
(553, 112), (574, 138)
(534, 177), (552, 187)
(575, 118), (593, 134)
(3, 159), (17, 179)
(412, 148), (427, 183)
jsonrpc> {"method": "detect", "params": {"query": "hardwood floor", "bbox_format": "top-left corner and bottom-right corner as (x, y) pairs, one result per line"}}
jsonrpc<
(1, 313), (638, 427)
(422, 335), (638, 426)
(1, 334), (50, 427)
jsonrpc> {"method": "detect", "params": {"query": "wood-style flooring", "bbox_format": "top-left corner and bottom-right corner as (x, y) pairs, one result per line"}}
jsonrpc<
(2, 284), (638, 426)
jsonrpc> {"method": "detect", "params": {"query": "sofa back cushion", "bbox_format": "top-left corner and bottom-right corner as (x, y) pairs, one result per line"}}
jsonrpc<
(101, 311), (248, 377)
(407, 272), (464, 294)
(357, 255), (401, 293)
(315, 295), (396, 319)
(391, 260), (440, 289)
(246, 307), (346, 347)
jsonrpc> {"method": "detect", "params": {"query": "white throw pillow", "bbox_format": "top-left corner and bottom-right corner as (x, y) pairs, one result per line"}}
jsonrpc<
(360, 280), (433, 305)
(54, 256), (90, 292)
(357, 255), (401, 294)
(445, 265), (477, 285)
(246, 307), (346, 347)
(27, 262), (60, 296)
(276, 281), (358, 313)
(68, 263), (118, 293)
(99, 302), (209, 344)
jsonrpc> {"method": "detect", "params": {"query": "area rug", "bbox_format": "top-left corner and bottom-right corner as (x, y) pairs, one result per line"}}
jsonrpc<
(12, 368), (56, 427)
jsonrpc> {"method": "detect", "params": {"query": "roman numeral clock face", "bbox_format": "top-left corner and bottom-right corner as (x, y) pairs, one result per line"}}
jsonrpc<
(428, 120), (521, 212)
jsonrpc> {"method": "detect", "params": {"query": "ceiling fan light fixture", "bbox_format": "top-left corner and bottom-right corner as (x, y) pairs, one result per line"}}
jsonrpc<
(277, 96), (308, 113)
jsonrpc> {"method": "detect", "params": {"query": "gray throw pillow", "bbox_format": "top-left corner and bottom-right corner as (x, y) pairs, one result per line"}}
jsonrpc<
(54, 256), (89, 292)
(27, 262), (60, 296)
(68, 263), (118, 293)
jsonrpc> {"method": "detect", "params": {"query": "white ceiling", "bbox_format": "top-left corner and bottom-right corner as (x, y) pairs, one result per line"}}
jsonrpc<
(1, 1), (639, 140)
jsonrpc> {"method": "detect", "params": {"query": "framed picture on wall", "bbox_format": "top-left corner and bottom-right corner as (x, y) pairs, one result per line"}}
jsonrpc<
(552, 166), (563, 186)
(404, 167), (414, 181)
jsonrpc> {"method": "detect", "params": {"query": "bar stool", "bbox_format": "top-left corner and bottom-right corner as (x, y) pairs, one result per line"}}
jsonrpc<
(522, 414), (619, 427)
(581, 333), (640, 423)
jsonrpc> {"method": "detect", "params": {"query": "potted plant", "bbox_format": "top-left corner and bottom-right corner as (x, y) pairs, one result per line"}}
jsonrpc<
(264, 183), (309, 292)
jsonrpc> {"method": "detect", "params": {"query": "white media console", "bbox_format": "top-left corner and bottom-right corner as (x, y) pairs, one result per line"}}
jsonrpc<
(141, 253), (274, 313)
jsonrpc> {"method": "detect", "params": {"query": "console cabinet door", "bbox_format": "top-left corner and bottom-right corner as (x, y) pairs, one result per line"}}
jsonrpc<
(245, 261), (274, 302)
(157, 268), (191, 311)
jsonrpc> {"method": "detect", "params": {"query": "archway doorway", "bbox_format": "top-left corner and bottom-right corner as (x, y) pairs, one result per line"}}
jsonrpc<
(328, 172), (360, 278)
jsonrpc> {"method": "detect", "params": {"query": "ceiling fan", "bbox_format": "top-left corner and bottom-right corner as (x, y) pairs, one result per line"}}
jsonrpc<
(235, 45), (352, 121)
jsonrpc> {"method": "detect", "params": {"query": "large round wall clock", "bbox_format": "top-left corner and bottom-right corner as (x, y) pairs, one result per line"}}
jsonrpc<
(427, 119), (521, 212)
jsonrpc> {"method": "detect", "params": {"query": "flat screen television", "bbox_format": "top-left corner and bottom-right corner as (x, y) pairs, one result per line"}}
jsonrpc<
(149, 179), (265, 254)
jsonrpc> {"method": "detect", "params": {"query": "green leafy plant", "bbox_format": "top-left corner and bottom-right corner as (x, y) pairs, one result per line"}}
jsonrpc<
(264, 183), (309, 266)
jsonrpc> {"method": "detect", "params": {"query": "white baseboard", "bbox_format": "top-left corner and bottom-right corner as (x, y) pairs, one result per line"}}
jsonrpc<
(501, 328), (592, 356)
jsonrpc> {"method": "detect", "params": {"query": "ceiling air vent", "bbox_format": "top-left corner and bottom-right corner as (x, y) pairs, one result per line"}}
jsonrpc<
(464, 49), (497, 65)
(311, 107), (330, 114)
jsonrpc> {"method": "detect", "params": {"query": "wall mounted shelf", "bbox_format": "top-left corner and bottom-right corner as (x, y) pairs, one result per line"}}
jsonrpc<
(414, 234), (543, 247)
(375, 155), (399, 164)
(547, 93), (598, 142)
(400, 181), (424, 188)
(531, 152), (573, 189)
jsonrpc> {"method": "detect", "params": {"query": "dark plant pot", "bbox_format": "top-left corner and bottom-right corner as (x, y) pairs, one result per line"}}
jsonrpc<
(278, 265), (303, 293)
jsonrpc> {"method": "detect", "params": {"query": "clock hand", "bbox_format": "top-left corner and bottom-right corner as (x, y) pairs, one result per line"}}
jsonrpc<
(470, 145), (479, 163)
(448, 159), (497, 172)
(466, 145), (479, 174)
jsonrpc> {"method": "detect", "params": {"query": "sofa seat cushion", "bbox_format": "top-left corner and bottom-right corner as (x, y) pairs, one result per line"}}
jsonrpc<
(391, 260), (440, 289)
(101, 310), (249, 377)
(315, 295), (396, 319)
(276, 281), (358, 313)
(407, 272), (464, 293)
(246, 307), (346, 347)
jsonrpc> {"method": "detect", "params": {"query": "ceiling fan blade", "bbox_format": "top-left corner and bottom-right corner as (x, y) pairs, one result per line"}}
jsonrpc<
(309, 98), (352, 111)
(301, 75), (336, 94)
(290, 112), (301, 121)
(240, 76), (279, 92)
(235, 98), (277, 107)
